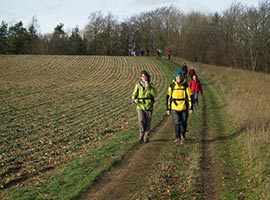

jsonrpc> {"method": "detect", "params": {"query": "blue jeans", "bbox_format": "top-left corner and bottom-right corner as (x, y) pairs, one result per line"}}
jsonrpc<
(171, 110), (188, 139)
(192, 93), (199, 109)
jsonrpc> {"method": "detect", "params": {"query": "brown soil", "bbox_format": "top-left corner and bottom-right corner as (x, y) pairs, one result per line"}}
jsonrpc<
(79, 109), (221, 200)
(79, 116), (173, 200)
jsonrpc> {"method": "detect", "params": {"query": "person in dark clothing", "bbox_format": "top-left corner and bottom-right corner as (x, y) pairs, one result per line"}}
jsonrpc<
(188, 67), (196, 80)
(146, 48), (150, 56)
(182, 63), (188, 79)
(140, 49), (144, 56)
(167, 48), (172, 60)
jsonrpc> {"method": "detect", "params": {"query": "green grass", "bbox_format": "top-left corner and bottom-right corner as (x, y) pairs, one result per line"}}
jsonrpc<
(201, 71), (270, 200)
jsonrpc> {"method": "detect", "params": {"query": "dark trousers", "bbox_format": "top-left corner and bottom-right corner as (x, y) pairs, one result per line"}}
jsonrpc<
(171, 110), (188, 139)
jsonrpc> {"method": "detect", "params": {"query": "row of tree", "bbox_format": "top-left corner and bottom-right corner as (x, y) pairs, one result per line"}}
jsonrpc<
(1, 1), (269, 72)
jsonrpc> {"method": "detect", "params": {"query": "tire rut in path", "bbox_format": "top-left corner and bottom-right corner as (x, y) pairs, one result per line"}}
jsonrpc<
(199, 95), (219, 199)
(79, 116), (173, 200)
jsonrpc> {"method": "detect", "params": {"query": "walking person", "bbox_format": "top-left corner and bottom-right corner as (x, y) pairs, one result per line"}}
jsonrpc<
(166, 71), (193, 144)
(132, 70), (157, 143)
(140, 49), (144, 56)
(146, 48), (150, 56)
(156, 49), (162, 59)
(167, 48), (172, 60)
(188, 66), (196, 80)
(182, 63), (188, 79)
(189, 74), (203, 110)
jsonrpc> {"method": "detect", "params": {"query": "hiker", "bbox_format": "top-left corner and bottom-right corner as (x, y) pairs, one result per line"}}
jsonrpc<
(156, 49), (162, 59)
(167, 48), (172, 60)
(132, 70), (157, 143)
(188, 67), (196, 80)
(189, 74), (203, 110)
(182, 63), (188, 79)
(140, 49), (144, 56)
(166, 71), (193, 144)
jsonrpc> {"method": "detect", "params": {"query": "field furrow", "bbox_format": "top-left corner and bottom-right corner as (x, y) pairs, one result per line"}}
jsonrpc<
(0, 55), (167, 189)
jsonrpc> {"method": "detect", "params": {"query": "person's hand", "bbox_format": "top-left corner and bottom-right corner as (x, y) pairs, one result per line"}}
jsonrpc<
(167, 110), (171, 116)
(134, 99), (138, 104)
(145, 81), (149, 89)
(189, 109), (193, 114)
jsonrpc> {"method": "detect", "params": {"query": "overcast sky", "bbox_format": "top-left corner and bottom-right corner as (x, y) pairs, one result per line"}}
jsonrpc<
(0, 0), (260, 34)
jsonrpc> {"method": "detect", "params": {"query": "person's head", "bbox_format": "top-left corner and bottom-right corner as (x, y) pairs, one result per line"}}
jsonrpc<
(192, 74), (197, 80)
(141, 70), (150, 82)
(173, 70), (182, 83)
(183, 63), (186, 66)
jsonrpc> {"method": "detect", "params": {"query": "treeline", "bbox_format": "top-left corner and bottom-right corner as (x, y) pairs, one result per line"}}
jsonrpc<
(1, 1), (269, 72)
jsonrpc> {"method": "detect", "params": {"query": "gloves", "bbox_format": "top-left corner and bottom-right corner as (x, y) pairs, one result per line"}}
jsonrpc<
(134, 99), (138, 104)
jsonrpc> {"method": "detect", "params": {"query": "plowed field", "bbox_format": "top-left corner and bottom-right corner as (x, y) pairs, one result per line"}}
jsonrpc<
(0, 55), (168, 189)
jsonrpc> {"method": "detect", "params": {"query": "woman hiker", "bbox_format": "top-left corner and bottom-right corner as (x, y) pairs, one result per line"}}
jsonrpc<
(132, 70), (157, 143)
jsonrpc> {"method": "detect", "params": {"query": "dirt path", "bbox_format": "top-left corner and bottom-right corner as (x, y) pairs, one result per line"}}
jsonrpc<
(79, 60), (229, 200)
(79, 98), (222, 200)
(199, 95), (219, 199)
(79, 116), (174, 200)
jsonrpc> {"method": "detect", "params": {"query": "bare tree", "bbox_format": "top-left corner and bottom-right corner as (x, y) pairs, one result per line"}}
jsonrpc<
(221, 2), (244, 68)
(257, 0), (270, 72)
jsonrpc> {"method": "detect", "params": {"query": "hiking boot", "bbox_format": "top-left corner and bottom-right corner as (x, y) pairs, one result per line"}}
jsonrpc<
(143, 137), (149, 143)
(173, 138), (180, 143)
(181, 133), (186, 140)
(144, 135), (149, 143)
(139, 133), (144, 141)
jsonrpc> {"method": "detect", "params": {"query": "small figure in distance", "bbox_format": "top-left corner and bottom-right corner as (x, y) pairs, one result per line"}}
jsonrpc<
(182, 63), (188, 79)
(146, 48), (150, 56)
(140, 49), (144, 56)
(167, 48), (172, 60)
(189, 74), (203, 110)
(188, 66), (196, 80)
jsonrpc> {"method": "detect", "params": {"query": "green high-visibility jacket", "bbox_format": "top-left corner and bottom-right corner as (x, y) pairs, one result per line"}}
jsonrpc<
(132, 81), (157, 111)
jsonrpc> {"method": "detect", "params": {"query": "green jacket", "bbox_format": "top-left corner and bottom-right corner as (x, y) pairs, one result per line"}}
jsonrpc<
(132, 81), (157, 111)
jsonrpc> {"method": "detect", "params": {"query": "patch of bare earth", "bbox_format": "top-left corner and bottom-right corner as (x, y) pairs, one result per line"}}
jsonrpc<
(79, 116), (173, 200)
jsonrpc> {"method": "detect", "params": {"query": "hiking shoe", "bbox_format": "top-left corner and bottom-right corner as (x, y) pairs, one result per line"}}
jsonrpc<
(181, 134), (186, 140)
(173, 138), (180, 143)
(144, 137), (149, 143)
(139, 133), (144, 141)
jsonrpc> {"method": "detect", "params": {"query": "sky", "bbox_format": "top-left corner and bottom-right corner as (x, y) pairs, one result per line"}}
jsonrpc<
(0, 0), (261, 35)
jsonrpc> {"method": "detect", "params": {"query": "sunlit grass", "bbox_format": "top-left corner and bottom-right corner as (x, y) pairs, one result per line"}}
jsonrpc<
(190, 61), (270, 199)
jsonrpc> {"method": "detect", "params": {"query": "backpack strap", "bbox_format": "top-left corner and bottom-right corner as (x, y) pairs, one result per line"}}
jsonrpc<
(137, 82), (155, 103)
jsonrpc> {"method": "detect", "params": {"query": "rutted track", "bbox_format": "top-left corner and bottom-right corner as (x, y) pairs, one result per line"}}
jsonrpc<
(153, 58), (226, 199)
